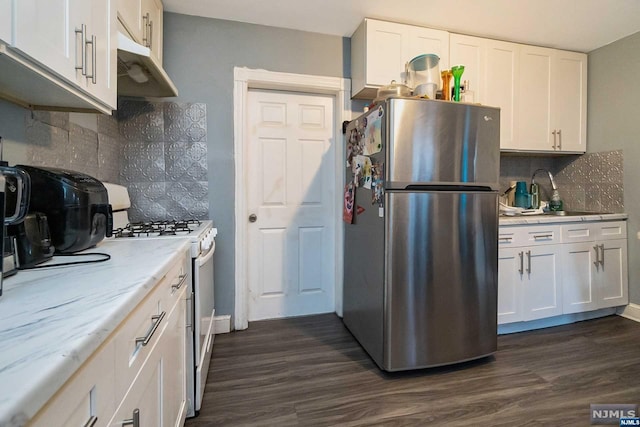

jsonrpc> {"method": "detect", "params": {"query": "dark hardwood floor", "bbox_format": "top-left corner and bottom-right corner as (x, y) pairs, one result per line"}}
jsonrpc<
(186, 314), (640, 426)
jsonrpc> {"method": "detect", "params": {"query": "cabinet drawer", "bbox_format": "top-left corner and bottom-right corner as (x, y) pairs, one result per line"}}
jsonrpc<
(561, 221), (627, 243)
(29, 340), (116, 427)
(499, 225), (561, 247)
(113, 256), (188, 399)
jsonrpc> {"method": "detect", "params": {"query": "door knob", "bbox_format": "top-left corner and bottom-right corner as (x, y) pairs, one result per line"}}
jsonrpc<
(249, 214), (257, 223)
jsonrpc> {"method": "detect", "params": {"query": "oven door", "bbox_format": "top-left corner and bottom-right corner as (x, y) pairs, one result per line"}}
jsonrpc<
(194, 239), (215, 412)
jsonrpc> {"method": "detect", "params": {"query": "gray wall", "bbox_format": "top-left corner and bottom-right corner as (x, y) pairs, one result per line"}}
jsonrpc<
(588, 31), (640, 302)
(163, 13), (351, 321)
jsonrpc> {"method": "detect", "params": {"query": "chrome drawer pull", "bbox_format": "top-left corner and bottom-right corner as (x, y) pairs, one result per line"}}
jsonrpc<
(135, 311), (166, 346)
(122, 409), (139, 427)
(498, 236), (513, 242)
(83, 416), (98, 427)
(172, 273), (188, 291)
(533, 234), (553, 239)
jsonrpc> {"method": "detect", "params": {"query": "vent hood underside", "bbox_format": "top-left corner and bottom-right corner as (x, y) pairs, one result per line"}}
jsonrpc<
(117, 32), (178, 98)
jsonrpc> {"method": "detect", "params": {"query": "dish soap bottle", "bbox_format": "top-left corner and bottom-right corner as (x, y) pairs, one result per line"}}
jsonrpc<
(549, 189), (563, 212)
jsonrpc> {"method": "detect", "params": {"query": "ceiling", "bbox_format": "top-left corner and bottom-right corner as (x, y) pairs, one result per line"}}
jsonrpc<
(163, 0), (640, 53)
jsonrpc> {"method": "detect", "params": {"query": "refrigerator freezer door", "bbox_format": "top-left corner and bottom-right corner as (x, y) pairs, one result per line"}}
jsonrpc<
(385, 99), (500, 190)
(383, 190), (498, 371)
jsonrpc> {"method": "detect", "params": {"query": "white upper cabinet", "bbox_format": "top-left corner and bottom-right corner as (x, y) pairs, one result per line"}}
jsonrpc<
(450, 32), (586, 153)
(554, 50), (587, 152)
(0, 0), (11, 43)
(450, 34), (519, 149)
(351, 19), (449, 99)
(118, 0), (164, 64)
(13, 0), (78, 83)
(515, 45), (587, 153)
(6, 0), (117, 112)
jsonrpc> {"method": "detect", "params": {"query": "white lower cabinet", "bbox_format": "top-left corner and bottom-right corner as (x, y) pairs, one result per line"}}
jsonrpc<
(498, 244), (562, 324)
(29, 252), (189, 427)
(499, 220), (628, 326)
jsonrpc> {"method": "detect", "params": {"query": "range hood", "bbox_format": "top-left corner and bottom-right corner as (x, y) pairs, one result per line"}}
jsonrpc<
(117, 32), (178, 98)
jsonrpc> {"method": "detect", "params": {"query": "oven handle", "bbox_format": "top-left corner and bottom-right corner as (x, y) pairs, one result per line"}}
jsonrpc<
(196, 241), (216, 266)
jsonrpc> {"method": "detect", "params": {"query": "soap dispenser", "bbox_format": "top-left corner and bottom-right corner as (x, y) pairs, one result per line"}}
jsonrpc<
(549, 189), (563, 212)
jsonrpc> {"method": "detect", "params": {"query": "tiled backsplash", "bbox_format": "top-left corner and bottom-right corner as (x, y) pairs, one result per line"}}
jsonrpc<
(117, 100), (209, 222)
(20, 101), (209, 221)
(499, 150), (624, 213)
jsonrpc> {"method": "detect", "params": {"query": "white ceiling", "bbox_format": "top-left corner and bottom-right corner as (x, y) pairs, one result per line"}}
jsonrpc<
(163, 0), (640, 53)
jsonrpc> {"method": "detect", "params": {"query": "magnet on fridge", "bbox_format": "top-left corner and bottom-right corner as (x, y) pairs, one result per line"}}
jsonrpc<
(378, 206), (384, 218)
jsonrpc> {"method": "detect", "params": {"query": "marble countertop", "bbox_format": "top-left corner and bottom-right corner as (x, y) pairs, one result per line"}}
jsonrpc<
(0, 238), (190, 427)
(499, 212), (628, 226)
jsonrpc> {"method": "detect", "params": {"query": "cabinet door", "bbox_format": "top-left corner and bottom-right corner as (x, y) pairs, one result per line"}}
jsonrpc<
(517, 45), (555, 151)
(522, 245), (562, 320)
(598, 239), (628, 308)
(117, 0), (143, 42)
(365, 20), (407, 87)
(562, 242), (599, 314)
(449, 34), (484, 101)
(485, 39), (519, 149)
(108, 349), (162, 427)
(162, 289), (187, 427)
(14, 0), (77, 82)
(498, 248), (524, 324)
(407, 26), (449, 73)
(554, 50), (587, 152)
(0, 0), (11, 43)
(89, 0), (117, 109)
(142, 0), (163, 64)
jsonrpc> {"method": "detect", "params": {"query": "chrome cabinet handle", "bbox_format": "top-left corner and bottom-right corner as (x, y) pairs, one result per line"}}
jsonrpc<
(172, 273), (188, 291)
(552, 130), (557, 150)
(75, 24), (87, 75)
(85, 35), (97, 84)
(135, 311), (166, 346)
(518, 251), (524, 275)
(148, 20), (153, 50)
(558, 129), (562, 150)
(593, 245), (600, 268)
(600, 244), (605, 267)
(533, 234), (553, 239)
(526, 250), (532, 274)
(122, 409), (139, 427)
(142, 13), (150, 47)
(83, 416), (98, 427)
(499, 236), (513, 242)
(185, 291), (193, 329)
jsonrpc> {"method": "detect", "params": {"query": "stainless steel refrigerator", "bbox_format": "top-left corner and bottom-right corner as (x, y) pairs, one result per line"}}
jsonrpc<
(343, 97), (500, 371)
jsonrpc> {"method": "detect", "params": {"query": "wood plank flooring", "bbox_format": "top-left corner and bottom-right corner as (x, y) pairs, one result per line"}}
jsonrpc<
(186, 314), (640, 426)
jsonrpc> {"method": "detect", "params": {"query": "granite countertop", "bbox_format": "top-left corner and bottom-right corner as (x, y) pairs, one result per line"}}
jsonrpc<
(499, 212), (628, 226)
(0, 238), (191, 427)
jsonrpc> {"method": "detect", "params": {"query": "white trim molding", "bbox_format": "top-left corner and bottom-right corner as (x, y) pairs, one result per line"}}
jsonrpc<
(233, 67), (350, 330)
(617, 303), (640, 323)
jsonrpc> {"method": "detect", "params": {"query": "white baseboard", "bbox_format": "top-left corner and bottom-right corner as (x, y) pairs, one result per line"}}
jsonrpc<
(617, 303), (640, 323)
(214, 315), (232, 334)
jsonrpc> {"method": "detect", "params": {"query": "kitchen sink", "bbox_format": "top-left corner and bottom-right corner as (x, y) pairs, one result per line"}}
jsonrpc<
(544, 210), (608, 216)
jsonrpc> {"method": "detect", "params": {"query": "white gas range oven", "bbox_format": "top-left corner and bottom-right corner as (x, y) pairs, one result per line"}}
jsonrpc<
(104, 183), (216, 418)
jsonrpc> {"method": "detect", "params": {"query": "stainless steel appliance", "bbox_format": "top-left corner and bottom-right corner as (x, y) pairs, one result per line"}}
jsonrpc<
(0, 165), (29, 291)
(104, 184), (217, 418)
(343, 98), (500, 371)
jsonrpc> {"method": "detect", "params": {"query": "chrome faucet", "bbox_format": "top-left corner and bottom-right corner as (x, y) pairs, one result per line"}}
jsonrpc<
(531, 169), (558, 191)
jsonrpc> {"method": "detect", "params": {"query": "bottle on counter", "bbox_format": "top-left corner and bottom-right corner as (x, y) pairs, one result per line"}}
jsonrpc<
(549, 190), (563, 211)
(461, 80), (475, 103)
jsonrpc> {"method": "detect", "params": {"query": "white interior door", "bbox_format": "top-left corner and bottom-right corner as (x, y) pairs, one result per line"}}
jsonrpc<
(247, 89), (335, 321)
